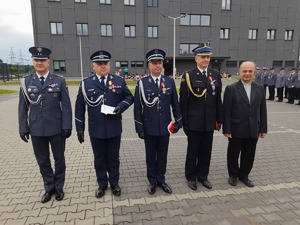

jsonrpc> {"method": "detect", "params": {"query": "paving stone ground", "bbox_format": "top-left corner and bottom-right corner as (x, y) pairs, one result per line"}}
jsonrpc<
(1, 78), (300, 225)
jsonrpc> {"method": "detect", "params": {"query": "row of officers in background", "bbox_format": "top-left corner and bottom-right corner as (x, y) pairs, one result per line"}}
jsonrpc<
(18, 44), (267, 204)
(254, 67), (300, 105)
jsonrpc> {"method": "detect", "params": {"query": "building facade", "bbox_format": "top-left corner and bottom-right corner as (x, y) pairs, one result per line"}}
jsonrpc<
(31, 0), (300, 77)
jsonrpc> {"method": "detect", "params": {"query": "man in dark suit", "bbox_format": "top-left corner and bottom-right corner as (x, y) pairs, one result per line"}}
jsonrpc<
(75, 50), (134, 198)
(223, 61), (267, 187)
(179, 43), (222, 191)
(18, 46), (72, 203)
(134, 49), (182, 195)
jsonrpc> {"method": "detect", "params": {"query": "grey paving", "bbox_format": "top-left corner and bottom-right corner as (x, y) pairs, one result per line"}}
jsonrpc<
(1, 78), (300, 225)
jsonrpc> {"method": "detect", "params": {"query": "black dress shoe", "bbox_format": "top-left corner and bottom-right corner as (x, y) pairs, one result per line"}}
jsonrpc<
(157, 182), (172, 194)
(239, 178), (254, 187)
(148, 184), (156, 195)
(228, 177), (237, 186)
(200, 180), (212, 189)
(111, 185), (121, 196)
(95, 185), (107, 198)
(41, 190), (55, 203)
(55, 189), (64, 201)
(188, 181), (197, 190)
(295, 102), (300, 105)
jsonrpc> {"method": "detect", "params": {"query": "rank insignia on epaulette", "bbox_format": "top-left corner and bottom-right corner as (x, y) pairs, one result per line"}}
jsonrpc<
(181, 78), (185, 82)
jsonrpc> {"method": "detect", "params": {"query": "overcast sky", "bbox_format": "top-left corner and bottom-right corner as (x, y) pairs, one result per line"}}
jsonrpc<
(0, 0), (34, 65)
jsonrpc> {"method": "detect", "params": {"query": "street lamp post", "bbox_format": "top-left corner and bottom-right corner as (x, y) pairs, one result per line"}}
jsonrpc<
(161, 12), (188, 80)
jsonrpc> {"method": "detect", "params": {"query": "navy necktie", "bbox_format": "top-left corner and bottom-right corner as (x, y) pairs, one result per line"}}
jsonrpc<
(40, 76), (45, 85)
(202, 71), (206, 77)
(155, 78), (159, 88)
(100, 76), (105, 89)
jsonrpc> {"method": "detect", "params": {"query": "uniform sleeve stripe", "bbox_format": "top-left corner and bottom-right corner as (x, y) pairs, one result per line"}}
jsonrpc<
(176, 117), (182, 122)
(122, 100), (131, 106)
(135, 120), (143, 125)
(75, 117), (83, 123)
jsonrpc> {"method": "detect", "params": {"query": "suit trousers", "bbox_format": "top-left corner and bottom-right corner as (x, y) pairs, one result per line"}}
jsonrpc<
(144, 134), (170, 185)
(185, 131), (214, 181)
(31, 134), (66, 192)
(227, 137), (258, 179)
(268, 85), (275, 100)
(90, 135), (121, 187)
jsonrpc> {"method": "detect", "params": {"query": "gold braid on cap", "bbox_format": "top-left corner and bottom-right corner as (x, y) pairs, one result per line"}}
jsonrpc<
(185, 72), (207, 98)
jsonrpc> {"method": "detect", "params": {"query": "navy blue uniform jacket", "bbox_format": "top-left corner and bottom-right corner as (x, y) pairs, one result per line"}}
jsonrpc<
(134, 75), (182, 136)
(75, 74), (134, 139)
(18, 73), (72, 136)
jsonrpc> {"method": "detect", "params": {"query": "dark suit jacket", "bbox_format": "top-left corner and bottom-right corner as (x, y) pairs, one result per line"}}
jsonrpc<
(179, 68), (223, 132)
(18, 73), (72, 136)
(223, 80), (267, 138)
(134, 75), (182, 136)
(75, 74), (134, 139)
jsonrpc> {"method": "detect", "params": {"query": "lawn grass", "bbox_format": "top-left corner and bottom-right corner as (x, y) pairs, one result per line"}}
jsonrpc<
(0, 89), (18, 94)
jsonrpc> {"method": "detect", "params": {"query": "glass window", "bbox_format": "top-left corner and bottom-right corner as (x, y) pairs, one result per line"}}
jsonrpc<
(226, 61), (237, 68)
(248, 29), (257, 40)
(148, 0), (158, 7)
(124, 0), (135, 5)
(285, 61), (294, 67)
(179, 44), (198, 55)
(267, 29), (276, 40)
(76, 23), (88, 36)
(53, 60), (66, 72)
(222, 0), (231, 10)
(220, 28), (230, 39)
(148, 26), (158, 38)
(115, 61), (128, 67)
(131, 61), (144, 68)
(285, 30), (293, 41)
(273, 61), (283, 67)
(125, 25), (135, 37)
(50, 22), (63, 35)
(180, 14), (211, 26)
(100, 0), (111, 4)
(75, 0), (86, 2)
(101, 24), (112, 36)
(48, 0), (61, 2)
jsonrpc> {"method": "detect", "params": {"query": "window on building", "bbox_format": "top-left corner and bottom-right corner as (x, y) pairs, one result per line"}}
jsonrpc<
(226, 61), (237, 68)
(100, 0), (111, 4)
(273, 61), (283, 67)
(267, 29), (276, 40)
(285, 61), (294, 68)
(220, 28), (230, 39)
(115, 61), (129, 68)
(148, 26), (158, 38)
(75, 0), (86, 2)
(248, 29), (257, 40)
(131, 61), (144, 68)
(222, 0), (231, 10)
(101, 24), (112, 36)
(285, 30), (293, 41)
(180, 14), (211, 26)
(124, 0), (135, 6)
(50, 22), (63, 35)
(53, 60), (66, 72)
(179, 43), (198, 55)
(76, 23), (88, 35)
(48, 0), (61, 2)
(148, 0), (158, 7)
(125, 25), (136, 37)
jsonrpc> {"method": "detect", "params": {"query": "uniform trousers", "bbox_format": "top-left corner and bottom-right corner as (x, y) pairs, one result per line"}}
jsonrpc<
(31, 134), (66, 192)
(276, 87), (284, 101)
(268, 85), (275, 100)
(288, 88), (296, 103)
(90, 135), (121, 187)
(227, 137), (258, 179)
(185, 131), (213, 182)
(144, 134), (170, 185)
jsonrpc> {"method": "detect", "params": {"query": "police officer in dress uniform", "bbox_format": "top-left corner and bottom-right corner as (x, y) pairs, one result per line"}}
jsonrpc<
(266, 67), (277, 101)
(275, 67), (286, 102)
(254, 67), (262, 85)
(261, 67), (268, 92)
(286, 68), (297, 104)
(294, 68), (300, 105)
(18, 47), (72, 203)
(179, 43), (223, 191)
(75, 50), (133, 198)
(134, 49), (182, 195)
